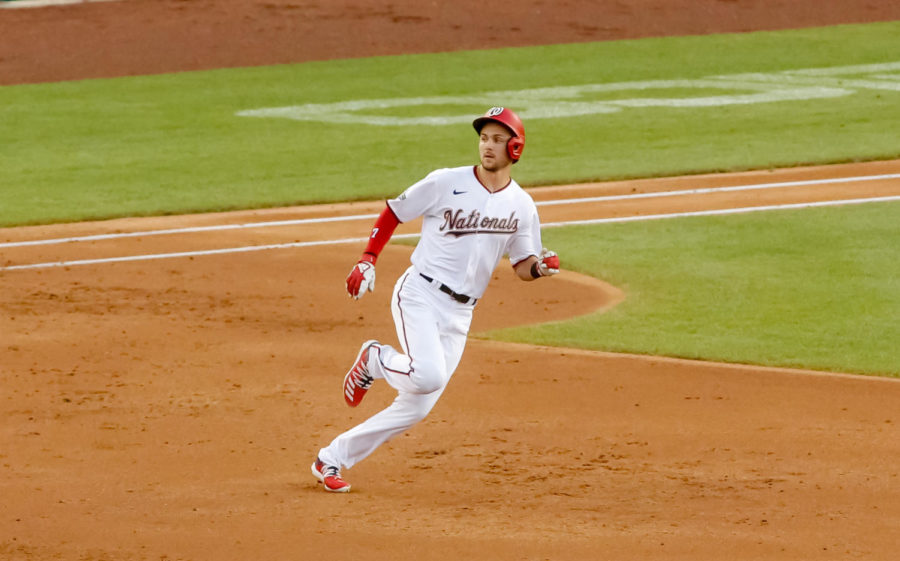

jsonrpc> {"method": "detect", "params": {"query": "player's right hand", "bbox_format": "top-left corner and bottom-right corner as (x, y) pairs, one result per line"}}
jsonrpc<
(346, 255), (376, 300)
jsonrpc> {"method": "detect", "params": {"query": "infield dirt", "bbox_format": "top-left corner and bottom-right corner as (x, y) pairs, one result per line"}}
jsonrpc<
(2, 2), (900, 560)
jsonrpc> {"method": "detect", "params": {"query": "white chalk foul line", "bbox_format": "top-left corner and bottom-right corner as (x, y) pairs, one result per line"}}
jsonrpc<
(0, 0), (120, 9)
(0, 214), (380, 249)
(0, 235), (403, 271)
(2, 196), (898, 272)
(541, 195), (900, 228)
(2, 172), (897, 249)
(535, 172), (900, 207)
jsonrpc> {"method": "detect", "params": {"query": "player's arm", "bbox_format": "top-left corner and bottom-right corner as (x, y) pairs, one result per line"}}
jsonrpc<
(346, 204), (401, 299)
(512, 248), (560, 281)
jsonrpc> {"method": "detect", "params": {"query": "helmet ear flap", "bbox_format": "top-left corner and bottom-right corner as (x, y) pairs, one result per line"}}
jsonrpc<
(507, 137), (524, 162)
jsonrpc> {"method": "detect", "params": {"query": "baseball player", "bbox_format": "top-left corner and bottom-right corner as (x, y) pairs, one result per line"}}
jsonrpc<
(311, 107), (560, 492)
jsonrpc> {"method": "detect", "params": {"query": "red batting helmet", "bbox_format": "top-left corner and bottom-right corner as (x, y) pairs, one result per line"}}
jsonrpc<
(472, 107), (525, 162)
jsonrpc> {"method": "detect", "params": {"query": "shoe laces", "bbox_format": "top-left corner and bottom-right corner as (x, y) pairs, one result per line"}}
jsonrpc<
(352, 354), (374, 389)
(354, 368), (374, 389)
(323, 465), (341, 478)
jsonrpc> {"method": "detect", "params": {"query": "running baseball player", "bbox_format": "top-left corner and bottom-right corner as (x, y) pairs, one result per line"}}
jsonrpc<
(311, 107), (560, 492)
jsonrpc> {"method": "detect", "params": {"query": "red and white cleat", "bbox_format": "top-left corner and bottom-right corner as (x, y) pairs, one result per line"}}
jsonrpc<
(343, 340), (378, 407)
(311, 458), (351, 493)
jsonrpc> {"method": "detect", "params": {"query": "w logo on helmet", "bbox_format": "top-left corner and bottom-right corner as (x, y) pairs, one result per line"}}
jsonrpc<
(472, 107), (526, 163)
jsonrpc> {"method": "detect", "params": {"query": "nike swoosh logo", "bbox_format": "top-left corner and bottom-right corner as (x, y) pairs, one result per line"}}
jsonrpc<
(452, 189), (467, 195)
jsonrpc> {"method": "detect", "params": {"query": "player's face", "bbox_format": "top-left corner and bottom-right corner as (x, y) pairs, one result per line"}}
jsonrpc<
(478, 122), (513, 171)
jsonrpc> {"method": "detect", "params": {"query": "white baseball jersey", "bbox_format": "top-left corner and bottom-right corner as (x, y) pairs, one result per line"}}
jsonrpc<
(387, 165), (542, 299)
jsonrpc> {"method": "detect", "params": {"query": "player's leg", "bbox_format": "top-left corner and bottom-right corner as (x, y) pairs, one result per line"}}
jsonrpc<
(317, 320), (469, 470)
(317, 387), (444, 469)
(370, 269), (449, 394)
(437, 299), (473, 383)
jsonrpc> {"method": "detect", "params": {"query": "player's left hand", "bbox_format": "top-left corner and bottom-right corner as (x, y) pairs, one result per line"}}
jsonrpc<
(346, 256), (376, 299)
(537, 247), (560, 276)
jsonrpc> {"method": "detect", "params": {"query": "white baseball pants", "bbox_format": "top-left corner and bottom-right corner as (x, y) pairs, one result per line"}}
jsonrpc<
(318, 266), (474, 470)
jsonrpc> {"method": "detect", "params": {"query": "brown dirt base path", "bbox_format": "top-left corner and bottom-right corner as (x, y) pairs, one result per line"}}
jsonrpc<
(2, 162), (900, 561)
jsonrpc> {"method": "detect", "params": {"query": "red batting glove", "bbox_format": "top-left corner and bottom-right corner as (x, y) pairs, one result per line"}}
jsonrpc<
(346, 254), (377, 299)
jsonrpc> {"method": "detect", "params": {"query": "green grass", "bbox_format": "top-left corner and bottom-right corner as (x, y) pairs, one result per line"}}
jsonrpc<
(1, 21), (899, 226)
(481, 202), (900, 377)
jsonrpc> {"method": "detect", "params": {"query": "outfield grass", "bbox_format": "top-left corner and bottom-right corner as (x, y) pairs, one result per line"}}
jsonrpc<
(482, 202), (900, 377)
(1, 21), (899, 226)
